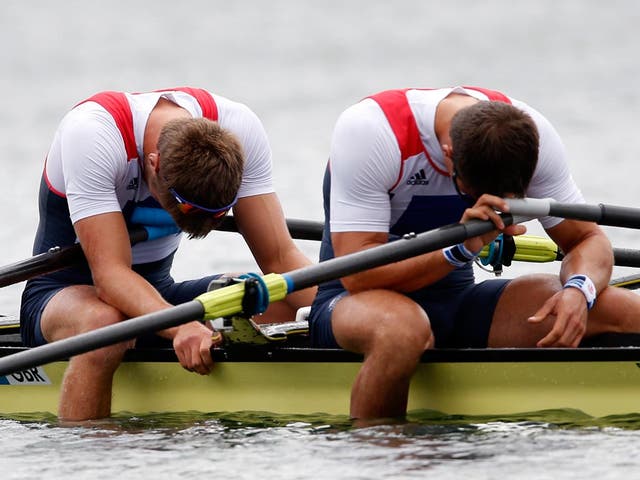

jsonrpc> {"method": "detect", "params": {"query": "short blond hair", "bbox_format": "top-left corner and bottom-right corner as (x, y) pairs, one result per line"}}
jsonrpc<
(157, 118), (244, 238)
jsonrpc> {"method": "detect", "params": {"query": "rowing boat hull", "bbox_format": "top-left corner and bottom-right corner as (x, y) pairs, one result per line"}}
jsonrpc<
(2, 344), (640, 418)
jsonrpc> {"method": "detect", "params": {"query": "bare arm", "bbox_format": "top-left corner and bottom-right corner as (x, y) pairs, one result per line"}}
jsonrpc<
(530, 219), (613, 347)
(333, 230), (455, 293)
(75, 212), (172, 316)
(75, 212), (215, 374)
(233, 192), (316, 310)
(548, 219), (613, 292)
(334, 194), (525, 293)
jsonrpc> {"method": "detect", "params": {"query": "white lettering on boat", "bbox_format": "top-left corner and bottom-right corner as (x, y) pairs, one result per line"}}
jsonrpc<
(0, 367), (51, 385)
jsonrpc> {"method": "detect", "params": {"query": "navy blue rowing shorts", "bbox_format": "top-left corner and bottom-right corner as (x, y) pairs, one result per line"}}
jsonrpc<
(20, 252), (222, 347)
(309, 276), (510, 349)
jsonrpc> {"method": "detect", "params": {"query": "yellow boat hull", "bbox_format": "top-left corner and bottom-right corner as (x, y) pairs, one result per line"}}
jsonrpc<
(3, 347), (640, 418)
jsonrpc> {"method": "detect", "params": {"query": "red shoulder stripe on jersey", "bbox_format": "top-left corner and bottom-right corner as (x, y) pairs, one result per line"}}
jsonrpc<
(77, 91), (138, 160)
(155, 87), (219, 121)
(368, 89), (424, 161)
(367, 89), (447, 185)
(76, 88), (220, 163)
(463, 86), (512, 104)
(42, 157), (66, 198)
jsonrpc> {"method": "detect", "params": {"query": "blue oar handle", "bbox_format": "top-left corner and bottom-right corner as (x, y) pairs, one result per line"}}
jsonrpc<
(130, 207), (181, 240)
(142, 225), (181, 241)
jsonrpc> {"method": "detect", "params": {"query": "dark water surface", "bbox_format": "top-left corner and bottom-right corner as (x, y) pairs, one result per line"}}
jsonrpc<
(4, 410), (640, 479)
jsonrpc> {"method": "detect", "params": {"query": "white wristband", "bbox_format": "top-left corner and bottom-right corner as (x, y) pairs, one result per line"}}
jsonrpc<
(443, 243), (478, 268)
(563, 274), (596, 310)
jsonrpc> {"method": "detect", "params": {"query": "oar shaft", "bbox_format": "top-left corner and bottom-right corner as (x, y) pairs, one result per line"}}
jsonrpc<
(0, 217), (323, 290)
(0, 301), (205, 376)
(0, 228), (150, 288)
(0, 245), (84, 288)
(506, 198), (640, 229)
(613, 248), (640, 268)
(286, 214), (516, 291)
(218, 216), (324, 241)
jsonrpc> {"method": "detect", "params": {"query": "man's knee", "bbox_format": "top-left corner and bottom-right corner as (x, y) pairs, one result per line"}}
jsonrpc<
(334, 290), (432, 356)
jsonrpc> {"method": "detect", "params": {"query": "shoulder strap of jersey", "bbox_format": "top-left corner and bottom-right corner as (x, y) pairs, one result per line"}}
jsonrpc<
(368, 87), (512, 160)
(367, 89), (425, 161)
(76, 87), (220, 162)
(76, 91), (137, 160)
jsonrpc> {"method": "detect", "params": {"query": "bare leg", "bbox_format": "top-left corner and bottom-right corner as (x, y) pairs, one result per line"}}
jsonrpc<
(488, 274), (561, 347)
(41, 286), (133, 421)
(488, 273), (640, 347)
(583, 284), (640, 336)
(331, 290), (433, 419)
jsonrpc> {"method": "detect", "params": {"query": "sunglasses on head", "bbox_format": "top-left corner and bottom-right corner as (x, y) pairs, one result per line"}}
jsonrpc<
(167, 185), (238, 218)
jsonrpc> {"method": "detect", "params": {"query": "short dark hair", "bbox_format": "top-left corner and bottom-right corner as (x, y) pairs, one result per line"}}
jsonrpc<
(450, 101), (539, 197)
(157, 118), (244, 238)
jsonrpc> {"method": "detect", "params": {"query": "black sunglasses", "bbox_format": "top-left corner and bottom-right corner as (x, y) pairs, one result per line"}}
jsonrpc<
(452, 168), (476, 206)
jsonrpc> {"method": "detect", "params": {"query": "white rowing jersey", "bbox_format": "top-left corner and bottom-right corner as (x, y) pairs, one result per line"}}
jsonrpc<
(327, 86), (584, 236)
(38, 87), (274, 264)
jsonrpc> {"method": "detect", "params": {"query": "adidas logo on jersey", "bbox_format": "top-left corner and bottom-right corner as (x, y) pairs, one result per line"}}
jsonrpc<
(406, 169), (429, 185)
(127, 177), (139, 190)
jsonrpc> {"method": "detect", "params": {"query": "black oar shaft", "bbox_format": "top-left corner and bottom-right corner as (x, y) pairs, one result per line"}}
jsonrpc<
(550, 203), (640, 229)
(281, 218), (324, 241)
(0, 218), (323, 290)
(613, 248), (640, 268)
(0, 245), (85, 288)
(506, 199), (640, 229)
(554, 247), (640, 268)
(287, 215), (515, 291)
(0, 228), (150, 288)
(218, 216), (324, 241)
(0, 301), (205, 376)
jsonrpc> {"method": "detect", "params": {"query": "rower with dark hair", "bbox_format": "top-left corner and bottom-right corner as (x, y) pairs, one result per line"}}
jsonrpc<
(309, 86), (640, 420)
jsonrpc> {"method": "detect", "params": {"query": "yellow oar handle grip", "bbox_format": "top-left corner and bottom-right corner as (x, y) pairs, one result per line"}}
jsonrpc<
(194, 273), (289, 320)
(511, 235), (560, 263)
(479, 235), (560, 264)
